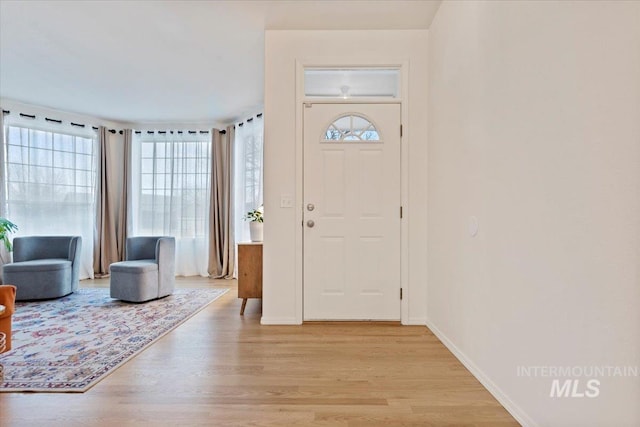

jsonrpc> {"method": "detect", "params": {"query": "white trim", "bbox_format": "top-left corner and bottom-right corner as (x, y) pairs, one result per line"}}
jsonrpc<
(398, 61), (409, 325)
(294, 60), (305, 325)
(304, 97), (400, 104)
(261, 317), (301, 325)
(425, 318), (538, 427)
(406, 316), (427, 326)
(295, 59), (410, 325)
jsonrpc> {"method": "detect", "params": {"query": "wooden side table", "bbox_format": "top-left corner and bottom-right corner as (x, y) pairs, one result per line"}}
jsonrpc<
(237, 242), (263, 315)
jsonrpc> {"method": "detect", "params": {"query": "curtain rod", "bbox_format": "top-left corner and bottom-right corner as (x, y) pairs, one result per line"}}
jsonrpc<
(2, 109), (122, 134)
(237, 112), (263, 127)
(1, 109), (227, 135)
(134, 130), (214, 135)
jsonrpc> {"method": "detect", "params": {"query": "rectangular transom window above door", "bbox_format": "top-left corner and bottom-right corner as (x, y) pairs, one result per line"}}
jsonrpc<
(304, 68), (400, 99)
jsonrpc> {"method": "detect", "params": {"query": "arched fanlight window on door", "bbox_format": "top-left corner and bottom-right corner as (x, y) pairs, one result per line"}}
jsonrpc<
(322, 114), (381, 142)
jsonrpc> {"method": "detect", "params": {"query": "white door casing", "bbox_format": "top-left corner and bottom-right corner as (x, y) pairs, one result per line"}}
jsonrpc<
(303, 103), (401, 320)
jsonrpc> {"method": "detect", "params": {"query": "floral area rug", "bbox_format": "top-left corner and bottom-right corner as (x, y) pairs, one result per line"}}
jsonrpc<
(0, 287), (227, 392)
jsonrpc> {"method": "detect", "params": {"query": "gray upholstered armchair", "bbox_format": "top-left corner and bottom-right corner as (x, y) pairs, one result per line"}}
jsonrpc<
(2, 236), (82, 301)
(109, 236), (175, 302)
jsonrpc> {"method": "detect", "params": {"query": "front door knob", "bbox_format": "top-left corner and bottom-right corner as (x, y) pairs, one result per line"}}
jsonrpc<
(306, 220), (315, 228)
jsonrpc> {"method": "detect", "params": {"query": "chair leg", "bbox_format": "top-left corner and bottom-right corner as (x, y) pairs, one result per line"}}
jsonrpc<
(240, 298), (248, 315)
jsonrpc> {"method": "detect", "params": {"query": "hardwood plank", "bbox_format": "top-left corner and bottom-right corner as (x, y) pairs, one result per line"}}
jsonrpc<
(0, 277), (520, 426)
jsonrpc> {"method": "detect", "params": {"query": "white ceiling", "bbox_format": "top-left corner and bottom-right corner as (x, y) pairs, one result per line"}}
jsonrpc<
(0, 0), (441, 125)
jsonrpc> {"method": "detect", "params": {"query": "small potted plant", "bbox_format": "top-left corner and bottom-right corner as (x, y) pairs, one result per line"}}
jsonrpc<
(0, 217), (18, 284)
(244, 206), (263, 242)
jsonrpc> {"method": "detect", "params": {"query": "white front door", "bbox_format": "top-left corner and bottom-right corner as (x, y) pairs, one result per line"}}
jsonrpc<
(303, 103), (401, 320)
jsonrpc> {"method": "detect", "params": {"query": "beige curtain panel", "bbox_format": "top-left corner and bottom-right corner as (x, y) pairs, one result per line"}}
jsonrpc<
(208, 126), (235, 278)
(93, 128), (131, 276)
(93, 127), (119, 277)
(118, 129), (132, 261)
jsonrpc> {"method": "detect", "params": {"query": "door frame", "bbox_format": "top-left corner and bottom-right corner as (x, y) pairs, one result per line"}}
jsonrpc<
(294, 59), (411, 324)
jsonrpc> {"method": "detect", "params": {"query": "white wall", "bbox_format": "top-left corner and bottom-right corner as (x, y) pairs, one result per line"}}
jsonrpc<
(263, 30), (429, 324)
(427, 1), (640, 426)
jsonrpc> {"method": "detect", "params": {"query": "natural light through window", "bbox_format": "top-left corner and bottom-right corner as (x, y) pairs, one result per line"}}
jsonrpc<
(323, 114), (381, 142)
(137, 136), (211, 237)
(3, 125), (97, 278)
(132, 131), (211, 276)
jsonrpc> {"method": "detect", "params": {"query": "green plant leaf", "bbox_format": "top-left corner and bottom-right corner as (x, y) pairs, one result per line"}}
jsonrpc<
(0, 217), (18, 252)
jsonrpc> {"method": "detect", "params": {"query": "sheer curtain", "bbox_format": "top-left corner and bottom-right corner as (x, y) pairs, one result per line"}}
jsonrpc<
(233, 114), (264, 244)
(1, 119), (97, 279)
(0, 112), (9, 270)
(131, 131), (211, 276)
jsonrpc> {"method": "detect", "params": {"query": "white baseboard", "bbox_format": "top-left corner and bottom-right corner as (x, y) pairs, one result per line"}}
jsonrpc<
(260, 316), (301, 325)
(406, 316), (427, 325)
(260, 317), (426, 325)
(425, 318), (538, 427)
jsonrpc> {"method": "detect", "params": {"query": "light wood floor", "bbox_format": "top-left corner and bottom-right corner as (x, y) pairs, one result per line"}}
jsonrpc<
(0, 277), (520, 426)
